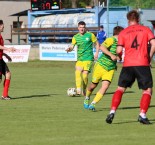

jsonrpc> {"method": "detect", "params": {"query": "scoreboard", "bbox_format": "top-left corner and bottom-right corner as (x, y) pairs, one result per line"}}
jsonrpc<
(31, 0), (60, 11)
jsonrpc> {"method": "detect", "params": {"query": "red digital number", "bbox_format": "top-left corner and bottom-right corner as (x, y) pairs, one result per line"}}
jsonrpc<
(46, 2), (51, 9)
(41, 3), (45, 10)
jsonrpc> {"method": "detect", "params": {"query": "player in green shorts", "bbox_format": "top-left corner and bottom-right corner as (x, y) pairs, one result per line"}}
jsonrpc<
(66, 21), (99, 96)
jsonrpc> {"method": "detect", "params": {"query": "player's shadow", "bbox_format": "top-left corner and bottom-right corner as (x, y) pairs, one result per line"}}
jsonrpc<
(106, 90), (135, 95)
(120, 105), (155, 110)
(12, 94), (57, 99)
(113, 118), (155, 124)
(92, 90), (135, 96)
(97, 105), (155, 112)
(104, 105), (155, 125)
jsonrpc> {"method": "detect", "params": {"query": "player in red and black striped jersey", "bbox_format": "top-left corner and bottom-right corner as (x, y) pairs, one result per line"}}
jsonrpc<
(106, 10), (155, 124)
(0, 20), (16, 100)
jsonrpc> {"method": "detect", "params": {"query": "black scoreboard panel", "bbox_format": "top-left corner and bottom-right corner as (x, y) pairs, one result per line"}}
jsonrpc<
(31, 0), (60, 11)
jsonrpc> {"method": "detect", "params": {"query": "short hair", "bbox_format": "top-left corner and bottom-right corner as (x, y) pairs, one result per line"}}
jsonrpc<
(100, 25), (103, 28)
(113, 26), (124, 35)
(127, 10), (139, 22)
(78, 21), (86, 26)
(0, 20), (3, 25)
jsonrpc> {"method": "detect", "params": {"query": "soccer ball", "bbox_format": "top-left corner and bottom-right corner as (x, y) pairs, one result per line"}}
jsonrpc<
(67, 88), (76, 97)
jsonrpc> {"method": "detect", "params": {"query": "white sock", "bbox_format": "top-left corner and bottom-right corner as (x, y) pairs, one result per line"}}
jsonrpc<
(85, 96), (90, 100)
(76, 88), (81, 94)
(140, 112), (146, 118)
(91, 101), (96, 104)
(110, 110), (116, 114)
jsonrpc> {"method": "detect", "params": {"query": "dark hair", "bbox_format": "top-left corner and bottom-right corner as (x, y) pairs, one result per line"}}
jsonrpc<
(78, 21), (86, 26)
(127, 10), (139, 22)
(113, 26), (124, 35)
(0, 20), (3, 25)
(100, 25), (103, 28)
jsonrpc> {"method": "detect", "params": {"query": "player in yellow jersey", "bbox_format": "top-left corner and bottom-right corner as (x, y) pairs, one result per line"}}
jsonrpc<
(66, 21), (99, 96)
(83, 26), (124, 110)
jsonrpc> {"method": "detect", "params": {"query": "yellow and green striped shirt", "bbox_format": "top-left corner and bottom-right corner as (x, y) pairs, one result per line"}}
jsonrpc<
(97, 36), (118, 71)
(72, 32), (97, 61)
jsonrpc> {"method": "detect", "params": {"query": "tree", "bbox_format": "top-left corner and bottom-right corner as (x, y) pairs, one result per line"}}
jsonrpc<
(61, 0), (155, 9)
(90, 0), (95, 7)
(61, 0), (71, 8)
(71, 0), (78, 8)
(109, 0), (155, 8)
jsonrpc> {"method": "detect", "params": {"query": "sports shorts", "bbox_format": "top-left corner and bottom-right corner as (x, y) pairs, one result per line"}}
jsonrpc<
(118, 66), (153, 90)
(76, 61), (93, 72)
(92, 63), (115, 84)
(0, 59), (10, 79)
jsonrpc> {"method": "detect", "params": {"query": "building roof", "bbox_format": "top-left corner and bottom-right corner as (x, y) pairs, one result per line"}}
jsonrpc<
(10, 9), (29, 17)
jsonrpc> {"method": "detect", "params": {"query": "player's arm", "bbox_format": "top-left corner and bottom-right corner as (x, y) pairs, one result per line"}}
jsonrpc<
(66, 44), (75, 53)
(93, 40), (100, 60)
(100, 38), (117, 61)
(66, 37), (76, 53)
(116, 33), (124, 61)
(92, 33), (100, 60)
(149, 38), (155, 60)
(0, 45), (16, 52)
(116, 46), (123, 61)
(3, 53), (12, 62)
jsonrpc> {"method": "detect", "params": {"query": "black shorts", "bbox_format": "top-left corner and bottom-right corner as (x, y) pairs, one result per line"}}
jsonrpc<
(118, 66), (153, 90)
(0, 59), (10, 79)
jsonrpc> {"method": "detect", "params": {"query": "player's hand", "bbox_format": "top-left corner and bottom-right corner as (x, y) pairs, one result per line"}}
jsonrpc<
(65, 47), (72, 53)
(117, 52), (122, 61)
(94, 52), (98, 60)
(8, 47), (16, 53)
(65, 47), (70, 53)
(110, 54), (117, 61)
(117, 56), (121, 61)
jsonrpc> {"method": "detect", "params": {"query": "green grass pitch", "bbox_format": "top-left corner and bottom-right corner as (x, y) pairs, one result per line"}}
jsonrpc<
(0, 60), (155, 145)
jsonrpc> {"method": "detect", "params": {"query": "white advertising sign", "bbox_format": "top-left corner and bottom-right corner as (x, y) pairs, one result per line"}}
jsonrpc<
(39, 43), (77, 61)
(3, 45), (30, 62)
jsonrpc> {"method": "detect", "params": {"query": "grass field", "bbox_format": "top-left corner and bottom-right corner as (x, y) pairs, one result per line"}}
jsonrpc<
(0, 60), (155, 145)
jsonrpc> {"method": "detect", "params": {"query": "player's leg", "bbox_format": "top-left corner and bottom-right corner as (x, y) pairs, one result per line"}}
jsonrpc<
(94, 81), (110, 103)
(89, 81), (111, 111)
(89, 68), (114, 111)
(0, 61), (2, 84)
(106, 86), (125, 123)
(84, 82), (98, 109)
(138, 89), (152, 124)
(82, 70), (88, 96)
(137, 66), (153, 124)
(82, 61), (93, 96)
(75, 61), (83, 95)
(1, 60), (11, 100)
(86, 83), (98, 99)
(106, 67), (134, 124)
(83, 63), (99, 109)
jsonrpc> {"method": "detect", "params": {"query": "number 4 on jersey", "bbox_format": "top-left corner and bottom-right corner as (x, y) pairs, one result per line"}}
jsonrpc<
(131, 35), (139, 49)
